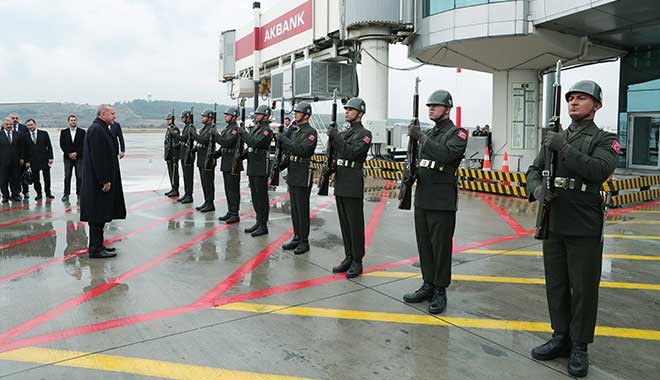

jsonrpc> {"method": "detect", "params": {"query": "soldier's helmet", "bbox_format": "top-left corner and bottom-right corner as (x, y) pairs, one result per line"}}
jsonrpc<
(426, 90), (453, 107)
(224, 106), (240, 117)
(201, 109), (215, 117)
(344, 97), (366, 114)
(292, 102), (312, 116)
(165, 113), (174, 120)
(254, 104), (272, 118)
(180, 110), (193, 119)
(565, 80), (603, 104)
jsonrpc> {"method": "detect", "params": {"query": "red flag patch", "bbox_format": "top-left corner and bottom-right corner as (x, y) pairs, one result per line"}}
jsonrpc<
(457, 130), (467, 140)
(308, 134), (316, 141)
(611, 140), (621, 154)
(231, 130), (237, 135)
(263, 130), (270, 136)
(363, 136), (371, 144)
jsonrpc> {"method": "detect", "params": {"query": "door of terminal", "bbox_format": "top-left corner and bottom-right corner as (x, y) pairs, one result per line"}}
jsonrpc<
(628, 114), (660, 170)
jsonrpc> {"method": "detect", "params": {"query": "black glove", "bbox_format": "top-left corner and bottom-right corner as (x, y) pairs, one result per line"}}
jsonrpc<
(327, 124), (339, 139)
(408, 123), (427, 144)
(533, 185), (557, 203)
(544, 131), (567, 152)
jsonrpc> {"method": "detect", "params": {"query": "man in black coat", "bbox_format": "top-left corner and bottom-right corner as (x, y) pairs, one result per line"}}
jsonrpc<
(60, 115), (85, 202)
(25, 119), (54, 200)
(10, 113), (30, 199)
(80, 104), (126, 259)
(111, 121), (126, 159)
(1, 117), (27, 202)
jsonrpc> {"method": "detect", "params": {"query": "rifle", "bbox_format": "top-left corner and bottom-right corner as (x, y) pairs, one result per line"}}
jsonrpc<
(318, 89), (338, 196)
(232, 99), (245, 175)
(398, 76), (421, 210)
(269, 98), (285, 186)
(534, 60), (563, 240)
(169, 108), (179, 181)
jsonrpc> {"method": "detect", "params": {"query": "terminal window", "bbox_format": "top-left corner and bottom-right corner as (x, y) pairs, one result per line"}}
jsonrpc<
(424, 0), (511, 17)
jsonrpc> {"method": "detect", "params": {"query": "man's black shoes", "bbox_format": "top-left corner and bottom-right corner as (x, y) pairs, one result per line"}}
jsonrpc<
(531, 333), (571, 361)
(428, 288), (447, 314)
(403, 283), (435, 303)
(332, 256), (353, 273)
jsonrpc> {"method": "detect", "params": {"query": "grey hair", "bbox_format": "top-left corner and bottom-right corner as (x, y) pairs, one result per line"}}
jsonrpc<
(3, 117), (13, 124)
(96, 104), (113, 117)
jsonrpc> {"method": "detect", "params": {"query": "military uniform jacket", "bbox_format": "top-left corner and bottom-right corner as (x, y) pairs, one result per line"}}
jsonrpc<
(527, 120), (618, 237)
(280, 122), (318, 187)
(414, 118), (468, 211)
(192, 124), (220, 170)
(331, 122), (372, 198)
(178, 124), (197, 166)
(243, 122), (273, 177)
(218, 122), (243, 173)
(164, 126), (181, 161)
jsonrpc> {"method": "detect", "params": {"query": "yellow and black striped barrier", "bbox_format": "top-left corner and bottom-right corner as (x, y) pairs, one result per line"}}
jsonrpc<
(603, 176), (660, 192)
(611, 188), (660, 208)
(459, 180), (528, 198)
(458, 168), (527, 184)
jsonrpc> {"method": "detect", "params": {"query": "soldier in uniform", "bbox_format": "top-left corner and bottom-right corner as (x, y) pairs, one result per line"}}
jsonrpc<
(328, 97), (372, 278)
(216, 106), (243, 224)
(278, 102), (318, 255)
(190, 109), (220, 213)
(526, 80), (618, 378)
(241, 104), (274, 237)
(164, 113), (180, 197)
(177, 111), (196, 204)
(402, 90), (468, 315)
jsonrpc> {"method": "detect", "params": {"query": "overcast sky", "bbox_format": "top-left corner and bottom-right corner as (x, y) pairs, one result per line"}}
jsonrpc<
(0, 0), (619, 126)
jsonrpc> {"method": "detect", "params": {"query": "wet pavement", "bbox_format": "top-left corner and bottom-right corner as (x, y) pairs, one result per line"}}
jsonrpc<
(1, 131), (659, 379)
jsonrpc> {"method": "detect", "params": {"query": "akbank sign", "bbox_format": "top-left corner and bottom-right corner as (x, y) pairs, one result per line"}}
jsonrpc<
(236, 0), (313, 62)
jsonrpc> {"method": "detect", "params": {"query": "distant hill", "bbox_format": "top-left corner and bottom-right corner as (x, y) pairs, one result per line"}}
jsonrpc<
(0, 99), (418, 129)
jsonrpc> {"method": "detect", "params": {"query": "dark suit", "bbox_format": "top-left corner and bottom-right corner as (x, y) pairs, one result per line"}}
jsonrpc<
(0, 129), (26, 199)
(80, 118), (126, 254)
(60, 127), (85, 196)
(26, 129), (54, 196)
(110, 122), (125, 155)
(14, 123), (29, 195)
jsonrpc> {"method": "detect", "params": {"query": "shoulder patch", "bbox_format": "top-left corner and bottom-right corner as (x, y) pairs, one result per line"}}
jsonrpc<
(308, 134), (316, 141)
(263, 130), (270, 136)
(363, 135), (371, 144)
(457, 130), (468, 140)
(611, 140), (621, 154)
(231, 130), (237, 135)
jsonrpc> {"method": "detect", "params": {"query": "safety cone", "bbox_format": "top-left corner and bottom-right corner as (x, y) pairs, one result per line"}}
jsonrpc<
(501, 151), (510, 186)
(483, 147), (491, 182)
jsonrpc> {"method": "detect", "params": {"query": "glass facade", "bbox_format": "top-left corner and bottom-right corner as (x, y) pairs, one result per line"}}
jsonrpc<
(618, 48), (660, 169)
(424, 0), (511, 17)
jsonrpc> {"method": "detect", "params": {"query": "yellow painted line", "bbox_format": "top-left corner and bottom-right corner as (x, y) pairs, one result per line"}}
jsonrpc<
(605, 234), (660, 240)
(631, 210), (660, 214)
(461, 249), (660, 261)
(215, 302), (660, 341)
(364, 272), (660, 291)
(606, 221), (660, 225)
(0, 347), (309, 380)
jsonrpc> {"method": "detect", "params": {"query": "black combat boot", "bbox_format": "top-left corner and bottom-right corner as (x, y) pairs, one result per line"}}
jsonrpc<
(195, 202), (207, 211)
(428, 288), (447, 314)
(531, 332), (571, 361)
(568, 343), (589, 378)
(168, 191), (179, 197)
(332, 256), (353, 273)
(199, 203), (215, 213)
(225, 213), (240, 224)
(244, 223), (259, 234)
(251, 224), (268, 237)
(217, 212), (231, 221)
(164, 189), (174, 197)
(282, 236), (300, 250)
(403, 283), (434, 303)
(293, 241), (310, 255)
(346, 260), (363, 278)
(178, 195), (193, 204)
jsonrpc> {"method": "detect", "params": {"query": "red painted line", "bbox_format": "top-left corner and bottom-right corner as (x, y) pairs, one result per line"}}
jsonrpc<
(608, 199), (660, 216)
(0, 209), (74, 228)
(0, 194), (288, 344)
(0, 197), (180, 284)
(364, 181), (392, 251)
(194, 197), (335, 306)
(0, 205), (29, 214)
(478, 194), (527, 235)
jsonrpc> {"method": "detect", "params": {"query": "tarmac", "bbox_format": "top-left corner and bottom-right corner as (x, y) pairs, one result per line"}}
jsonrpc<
(0, 131), (659, 379)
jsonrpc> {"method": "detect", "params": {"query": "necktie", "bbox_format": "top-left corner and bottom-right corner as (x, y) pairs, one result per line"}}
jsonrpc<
(8, 131), (11, 144)
(32, 132), (37, 143)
